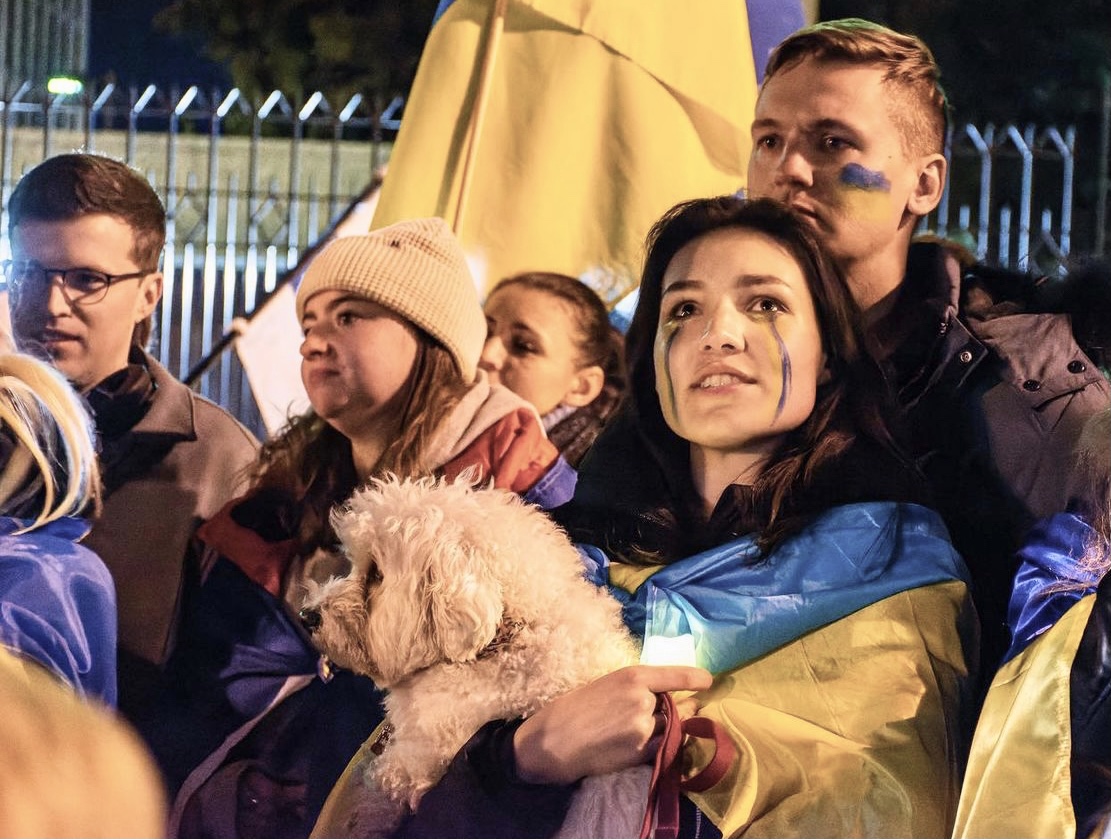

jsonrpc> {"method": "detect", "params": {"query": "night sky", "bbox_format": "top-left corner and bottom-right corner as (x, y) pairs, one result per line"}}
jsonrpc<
(88, 0), (229, 89)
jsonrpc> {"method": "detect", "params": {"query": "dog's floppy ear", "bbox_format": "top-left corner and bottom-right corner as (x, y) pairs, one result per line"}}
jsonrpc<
(421, 540), (502, 663)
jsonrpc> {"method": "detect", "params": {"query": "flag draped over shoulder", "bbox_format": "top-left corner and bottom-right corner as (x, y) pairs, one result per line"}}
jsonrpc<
(373, 0), (796, 298)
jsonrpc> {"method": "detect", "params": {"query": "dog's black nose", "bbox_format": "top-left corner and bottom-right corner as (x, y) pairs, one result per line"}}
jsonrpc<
(299, 607), (322, 633)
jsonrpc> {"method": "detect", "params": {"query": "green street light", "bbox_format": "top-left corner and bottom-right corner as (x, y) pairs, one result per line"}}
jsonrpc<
(47, 77), (84, 95)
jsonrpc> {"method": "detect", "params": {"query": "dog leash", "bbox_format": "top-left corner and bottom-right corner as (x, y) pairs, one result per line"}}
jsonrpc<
(639, 692), (737, 839)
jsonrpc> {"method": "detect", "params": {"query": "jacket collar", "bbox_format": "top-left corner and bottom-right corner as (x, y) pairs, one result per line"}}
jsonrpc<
(422, 371), (541, 471)
(883, 241), (989, 408)
(885, 241), (1103, 411)
(91, 349), (198, 483)
(128, 349), (197, 442)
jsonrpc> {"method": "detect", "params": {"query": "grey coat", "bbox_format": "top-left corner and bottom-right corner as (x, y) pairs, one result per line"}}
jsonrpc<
(82, 350), (259, 717)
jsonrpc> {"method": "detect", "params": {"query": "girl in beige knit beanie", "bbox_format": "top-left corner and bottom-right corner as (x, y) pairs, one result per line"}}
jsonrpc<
(154, 217), (577, 839)
(282, 216), (575, 518)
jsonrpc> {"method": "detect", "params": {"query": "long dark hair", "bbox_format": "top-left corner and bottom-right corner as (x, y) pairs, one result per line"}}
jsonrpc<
(588, 196), (923, 563)
(248, 335), (470, 557)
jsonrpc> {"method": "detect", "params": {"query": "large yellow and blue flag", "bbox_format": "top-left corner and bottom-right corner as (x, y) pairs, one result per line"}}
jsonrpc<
(233, 1), (806, 435)
(372, 0), (806, 299)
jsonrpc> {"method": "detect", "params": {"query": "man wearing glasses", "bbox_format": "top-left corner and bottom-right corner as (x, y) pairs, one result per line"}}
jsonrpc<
(3, 153), (258, 723)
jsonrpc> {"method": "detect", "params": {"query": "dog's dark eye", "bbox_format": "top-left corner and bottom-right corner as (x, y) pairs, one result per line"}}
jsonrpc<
(365, 564), (383, 588)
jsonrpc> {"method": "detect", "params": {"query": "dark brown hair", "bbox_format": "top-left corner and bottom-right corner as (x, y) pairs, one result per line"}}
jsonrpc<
(764, 18), (949, 157)
(489, 272), (628, 465)
(8, 153), (166, 348)
(490, 271), (626, 390)
(250, 335), (470, 557)
(618, 195), (921, 561)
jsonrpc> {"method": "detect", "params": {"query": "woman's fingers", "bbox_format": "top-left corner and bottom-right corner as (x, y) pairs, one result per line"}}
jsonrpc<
(638, 665), (714, 694)
(512, 665), (713, 784)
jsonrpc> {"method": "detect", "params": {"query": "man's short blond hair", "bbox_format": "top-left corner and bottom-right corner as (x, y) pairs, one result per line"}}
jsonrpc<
(764, 18), (949, 157)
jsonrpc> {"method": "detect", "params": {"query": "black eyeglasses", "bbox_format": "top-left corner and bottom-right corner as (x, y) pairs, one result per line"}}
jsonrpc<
(1, 259), (155, 305)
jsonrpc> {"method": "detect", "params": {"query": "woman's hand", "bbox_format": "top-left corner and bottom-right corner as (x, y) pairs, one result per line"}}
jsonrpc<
(512, 665), (713, 785)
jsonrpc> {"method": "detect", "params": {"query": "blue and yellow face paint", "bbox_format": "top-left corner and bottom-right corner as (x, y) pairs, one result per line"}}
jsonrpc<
(836, 163), (892, 222)
(656, 302), (794, 434)
(767, 317), (792, 421)
(746, 308), (792, 425)
(654, 315), (682, 428)
(840, 163), (891, 191)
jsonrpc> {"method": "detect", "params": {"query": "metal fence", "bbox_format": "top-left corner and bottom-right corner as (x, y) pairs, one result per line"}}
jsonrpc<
(0, 82), (402, 250)
(922, 122), (1079, 274)
(0, 82), (404, 435)
(0, 0), (88, 94)
(0, 81), (1098, 436)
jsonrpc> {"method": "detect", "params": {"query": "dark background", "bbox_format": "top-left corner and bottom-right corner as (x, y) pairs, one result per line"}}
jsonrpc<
(87, 0), (1111, 256)
(89, 0), (1111, 125)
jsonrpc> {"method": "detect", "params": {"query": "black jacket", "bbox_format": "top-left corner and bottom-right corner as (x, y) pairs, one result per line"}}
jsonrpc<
(1071, 569), (1111, 837)
(887, 243), (1109, 672)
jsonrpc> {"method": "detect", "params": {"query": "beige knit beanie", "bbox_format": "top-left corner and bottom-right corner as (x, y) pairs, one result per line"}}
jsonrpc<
(296, 218), (485, 381)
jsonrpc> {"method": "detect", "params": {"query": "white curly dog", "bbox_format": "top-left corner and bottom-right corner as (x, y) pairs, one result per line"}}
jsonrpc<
(300, 474), (651, 838)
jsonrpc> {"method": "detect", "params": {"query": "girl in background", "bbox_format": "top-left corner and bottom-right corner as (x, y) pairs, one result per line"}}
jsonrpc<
(480, 272), (625, 467)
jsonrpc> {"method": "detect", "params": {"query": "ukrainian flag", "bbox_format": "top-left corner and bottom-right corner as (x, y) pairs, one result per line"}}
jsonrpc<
(372, 0), (805, 298)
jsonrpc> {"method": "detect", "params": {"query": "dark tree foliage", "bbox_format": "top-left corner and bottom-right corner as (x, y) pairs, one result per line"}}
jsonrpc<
(914, 0), (1111, 125)
(153, 0), (441, 103)
(822, 0), (1111, 124)
(821, 0), (1111, 251)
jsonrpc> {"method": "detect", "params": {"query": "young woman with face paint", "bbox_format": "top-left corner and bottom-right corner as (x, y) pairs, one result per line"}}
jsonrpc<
(564, 195), (936, 561)
(361, 198), (978, 839)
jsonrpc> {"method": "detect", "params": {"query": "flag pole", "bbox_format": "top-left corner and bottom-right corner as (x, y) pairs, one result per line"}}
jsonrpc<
(182, 171), (384, 387)
(451, 0), (509, 233)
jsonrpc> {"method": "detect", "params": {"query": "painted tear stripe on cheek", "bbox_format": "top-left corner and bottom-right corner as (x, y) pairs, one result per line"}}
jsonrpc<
(656, 321), (680, 422)
(839, 163), (891, 191)
(769, 318), (792, 420)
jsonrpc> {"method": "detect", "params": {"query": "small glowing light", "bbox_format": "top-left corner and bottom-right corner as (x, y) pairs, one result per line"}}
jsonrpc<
(47, 77), (84, 95)
(641, 633), (696, 667)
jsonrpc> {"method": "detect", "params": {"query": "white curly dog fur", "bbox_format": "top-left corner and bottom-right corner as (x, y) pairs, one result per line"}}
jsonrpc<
(301, 474), (649, 837)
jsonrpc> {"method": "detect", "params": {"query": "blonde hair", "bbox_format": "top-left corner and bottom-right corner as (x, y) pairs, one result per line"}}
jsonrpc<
(0, 353), (101, 531)
(764, 18), (949, 157)
(0, 648), (166, 837)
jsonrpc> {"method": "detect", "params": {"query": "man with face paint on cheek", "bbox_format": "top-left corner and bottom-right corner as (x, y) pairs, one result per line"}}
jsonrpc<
(740, 18), (1111, 686)
(383, 20), (1109, 839)
(739, 22), (1111, 836)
